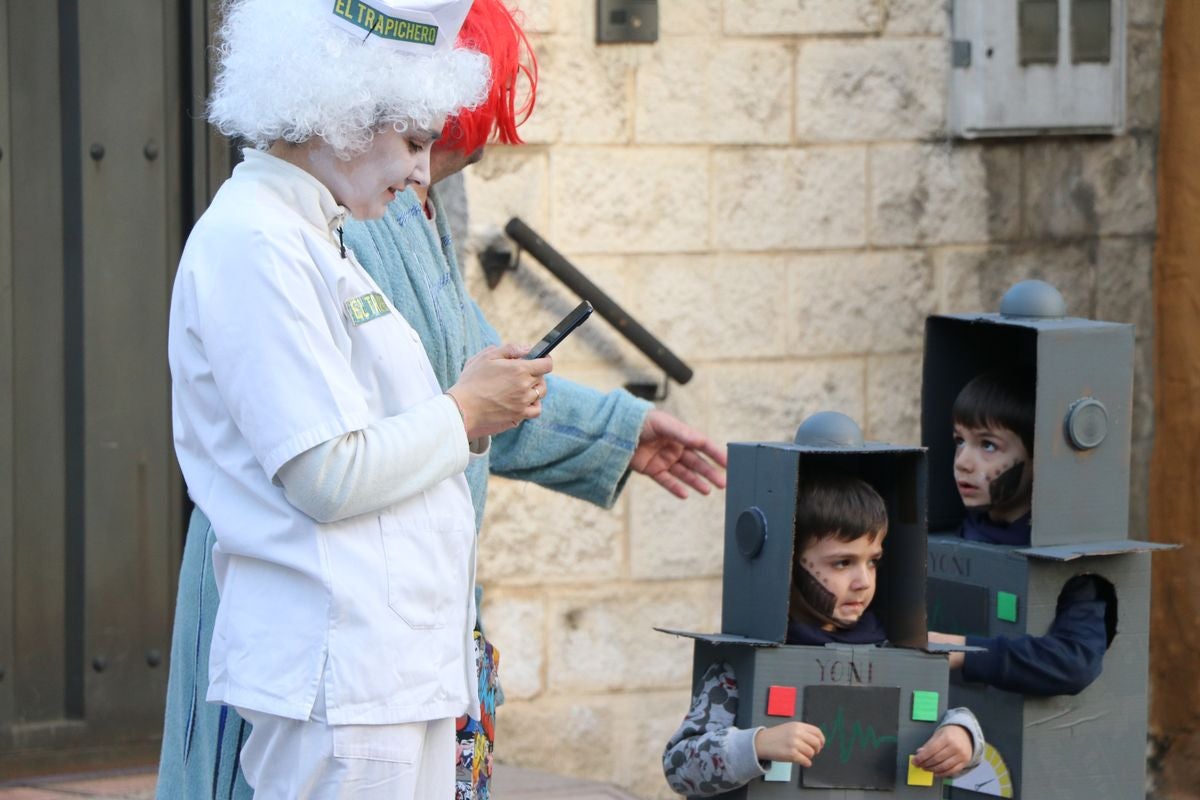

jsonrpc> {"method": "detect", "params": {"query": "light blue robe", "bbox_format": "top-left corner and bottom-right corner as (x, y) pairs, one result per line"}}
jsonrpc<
(155, 188), (650, 799)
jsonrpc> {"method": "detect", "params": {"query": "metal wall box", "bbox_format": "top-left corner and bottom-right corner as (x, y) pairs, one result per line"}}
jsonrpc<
(949, 0), (1126, 137)
(920, 302), (1134, 547)
(595, 0), (657, 43)
(926, 536), (1171, 799)
(722, 434), (928, 649)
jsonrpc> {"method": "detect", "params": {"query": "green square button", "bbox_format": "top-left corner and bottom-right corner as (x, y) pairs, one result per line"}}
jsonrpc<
(997, 591), (1019, 622)
(912, 690), (939, 722)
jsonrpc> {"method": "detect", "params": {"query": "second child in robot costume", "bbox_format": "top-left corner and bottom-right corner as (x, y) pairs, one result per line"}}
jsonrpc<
(662, 474), (984, 797)
(928, 368), (1114, 695)
(167, 1), (552, 797)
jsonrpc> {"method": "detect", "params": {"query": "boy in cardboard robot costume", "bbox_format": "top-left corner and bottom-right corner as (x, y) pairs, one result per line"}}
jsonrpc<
(167, 1), (555, 796)
(660, 412), (985, 798)
(921, 280), (1177, 799)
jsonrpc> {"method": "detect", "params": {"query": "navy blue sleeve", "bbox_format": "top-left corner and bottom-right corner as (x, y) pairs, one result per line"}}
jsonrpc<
(961, 576), (1110, 696)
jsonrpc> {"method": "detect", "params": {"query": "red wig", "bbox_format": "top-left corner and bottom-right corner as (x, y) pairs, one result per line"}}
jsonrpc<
(442, 0), (538, 153)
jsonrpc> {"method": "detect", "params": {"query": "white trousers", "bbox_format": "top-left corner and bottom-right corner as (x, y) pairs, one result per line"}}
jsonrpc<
(235, 692), (455, 800)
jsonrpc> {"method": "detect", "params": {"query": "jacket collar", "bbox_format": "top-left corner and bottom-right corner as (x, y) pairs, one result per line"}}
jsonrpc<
(237, 148), (349, 242)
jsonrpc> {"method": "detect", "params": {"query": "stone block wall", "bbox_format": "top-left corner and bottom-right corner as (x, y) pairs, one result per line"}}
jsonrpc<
(461, 2), (1163, 797)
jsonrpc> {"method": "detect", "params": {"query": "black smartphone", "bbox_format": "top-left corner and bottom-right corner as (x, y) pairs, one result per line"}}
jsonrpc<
(525, 301), (594, 359)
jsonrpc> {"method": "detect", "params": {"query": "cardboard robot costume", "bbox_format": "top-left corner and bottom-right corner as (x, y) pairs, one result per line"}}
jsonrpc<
(922, 280), (1178, 800)
(661, 413), (979, 798)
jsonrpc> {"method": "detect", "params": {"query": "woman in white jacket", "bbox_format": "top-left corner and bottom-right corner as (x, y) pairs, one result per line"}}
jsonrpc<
(166, 2), (550, 796)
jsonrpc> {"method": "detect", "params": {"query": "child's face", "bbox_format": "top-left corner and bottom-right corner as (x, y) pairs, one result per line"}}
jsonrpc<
(796, 533), (883, 630)
(953, 422), (1032, 520)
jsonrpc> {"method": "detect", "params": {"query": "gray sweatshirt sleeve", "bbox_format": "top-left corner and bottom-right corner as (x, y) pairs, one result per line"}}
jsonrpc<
(662, 662), (767, 797)
(937, 706), (986, 774)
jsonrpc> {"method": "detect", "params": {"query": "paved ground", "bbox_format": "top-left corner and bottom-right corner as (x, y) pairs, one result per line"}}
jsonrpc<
(0, 764), (640, 799)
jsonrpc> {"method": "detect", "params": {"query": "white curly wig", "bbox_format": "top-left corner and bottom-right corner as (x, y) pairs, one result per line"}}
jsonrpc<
(208, 0), (490, 156)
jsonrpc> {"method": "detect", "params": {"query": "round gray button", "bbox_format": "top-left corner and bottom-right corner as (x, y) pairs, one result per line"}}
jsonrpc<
(1065, 397), (1109, 450)
(736, 507), (768, 559)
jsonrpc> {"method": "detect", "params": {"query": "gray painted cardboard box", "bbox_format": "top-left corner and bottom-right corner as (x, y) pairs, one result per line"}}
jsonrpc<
(926, 535), (1171, 800)
(920, 282), (1178, 799)
(659, 635), (954, 798)
(722, 427), (928, 649)
(921, 283), (1134, 547)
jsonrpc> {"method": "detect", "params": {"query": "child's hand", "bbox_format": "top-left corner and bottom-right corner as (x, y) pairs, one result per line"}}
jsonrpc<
(927, 631), (967, 669)
(912, 724), (973, 777)
(754, 722), (825, 766)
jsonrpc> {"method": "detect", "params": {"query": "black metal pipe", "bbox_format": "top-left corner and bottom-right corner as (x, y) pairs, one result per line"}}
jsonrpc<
(504, 217), (694, 385)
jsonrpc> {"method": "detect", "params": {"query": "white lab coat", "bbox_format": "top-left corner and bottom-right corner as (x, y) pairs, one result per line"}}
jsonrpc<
(168, 149), (478, 726)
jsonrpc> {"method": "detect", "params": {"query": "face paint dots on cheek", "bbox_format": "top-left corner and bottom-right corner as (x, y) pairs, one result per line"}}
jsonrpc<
(986, 459), (1015, 481)
(988, 460), (1028, 506)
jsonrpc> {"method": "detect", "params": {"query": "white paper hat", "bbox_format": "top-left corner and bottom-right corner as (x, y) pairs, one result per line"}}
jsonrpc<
(327, 0), (473, 53)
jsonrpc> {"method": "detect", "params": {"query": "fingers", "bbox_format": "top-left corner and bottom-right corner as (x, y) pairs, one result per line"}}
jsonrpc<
(917, 748), (965, 777)
(654, 450), (726, 497)
(643, 412), (728, 485)
(788, 726), (825, 766)
(679, 449), (726, 490)
(913, 729), (970, 776)
(494, 342), (530, 359)
(700, 438), (729, 468)
(674, 425), (728, 469)
(669, 460), (713, 496)
(756, 722), (825, 765)
(655, 413), (729, 469)
(524, 354), (553, 376)
(527, 379), (548, 406)
(652, 469), (689, 500)
(452, 345), (554, 438)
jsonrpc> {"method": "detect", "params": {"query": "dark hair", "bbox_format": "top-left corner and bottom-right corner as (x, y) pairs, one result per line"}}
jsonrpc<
(794, 472), (888, 552)
(952, 367), (1036, 454)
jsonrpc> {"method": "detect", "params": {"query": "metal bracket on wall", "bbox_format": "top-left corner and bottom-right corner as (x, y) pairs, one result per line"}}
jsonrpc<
(479, 232), (520, 289)
(625, 373), (671, 402)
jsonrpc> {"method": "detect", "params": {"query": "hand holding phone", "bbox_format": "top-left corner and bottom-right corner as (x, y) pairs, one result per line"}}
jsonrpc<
(525, 301), (593, 359)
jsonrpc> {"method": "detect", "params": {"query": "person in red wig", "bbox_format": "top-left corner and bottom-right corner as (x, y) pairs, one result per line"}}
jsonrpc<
(156, 3), (725, 798)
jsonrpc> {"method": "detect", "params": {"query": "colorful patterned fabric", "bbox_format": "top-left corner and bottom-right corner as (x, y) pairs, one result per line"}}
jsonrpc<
(456, 631), (499, 800)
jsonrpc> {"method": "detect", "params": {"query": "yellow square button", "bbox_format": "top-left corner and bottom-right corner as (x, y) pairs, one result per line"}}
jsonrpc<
(907, 756), (935, 787)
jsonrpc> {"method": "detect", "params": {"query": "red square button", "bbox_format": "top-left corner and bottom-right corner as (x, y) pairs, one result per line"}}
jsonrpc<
(766, 685), (796, 717)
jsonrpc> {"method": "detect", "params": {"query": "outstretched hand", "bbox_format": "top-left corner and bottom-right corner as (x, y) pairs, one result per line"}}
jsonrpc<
(629, 410), (727, 499)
